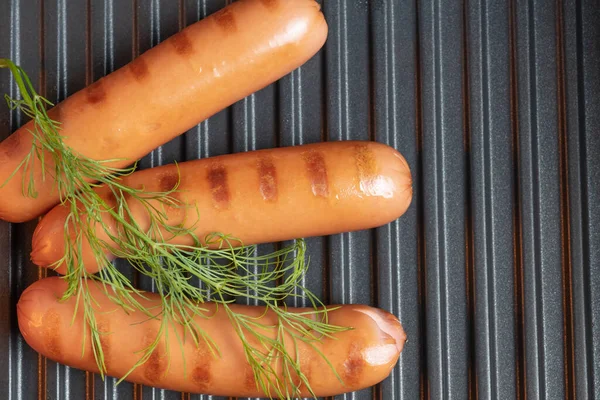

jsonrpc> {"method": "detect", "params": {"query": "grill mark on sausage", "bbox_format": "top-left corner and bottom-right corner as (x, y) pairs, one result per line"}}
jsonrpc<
(303, 357), (313, 385)
(159, 170), (180, 193)
(0, 132), (25, 160)
(86, 79), (107, 104)
(260, 0), (278, 9)
(207, 164), (230, 208)
(354, 144), (378, 190)
(342, 341), (365, 388)
(192, 364), (211, 391)
(355, 144), (399, 198)
(244, 367), (257, 390)
(257, 156), (278, 202)
(212, 8), (237, 32)
(293, 348), (313, 390)
(192, 343), (212, 391)
(144, 348), (165, 384)
(128, 57), (150, 82)
(97, 319), (111, 372)
(143, 330), (166, 384)
(302, 151), (329, 198)
(170, 31), (194, 56)
(43, 309), (62, 360)
(157, 170), (188, 226)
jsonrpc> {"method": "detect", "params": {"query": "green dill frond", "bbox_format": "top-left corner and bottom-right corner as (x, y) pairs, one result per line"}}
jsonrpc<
(1, 58), (350, 398)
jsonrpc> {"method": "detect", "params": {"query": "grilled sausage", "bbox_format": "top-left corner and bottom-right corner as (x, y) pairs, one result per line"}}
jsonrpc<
(30, 141), (413, 274)
(17, 276), (407, 397)
(0, 0), (328, 222)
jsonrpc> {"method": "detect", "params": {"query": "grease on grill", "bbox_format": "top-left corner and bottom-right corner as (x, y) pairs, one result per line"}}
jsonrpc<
(86, 80), (106, 104)
(128, 57), (150, 82)
(169, 31), (194, 56)
(207, 164), (230, 208)
(302, 151), (329, 198)
(212, 8), (237, 32)
(258, 156), (278, 201)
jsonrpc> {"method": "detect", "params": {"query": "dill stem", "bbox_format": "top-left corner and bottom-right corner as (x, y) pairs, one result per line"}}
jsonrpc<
(1, 58), (349, 399)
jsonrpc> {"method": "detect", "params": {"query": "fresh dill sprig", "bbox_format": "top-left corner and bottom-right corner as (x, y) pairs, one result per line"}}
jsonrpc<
(0, 58), (350, 399)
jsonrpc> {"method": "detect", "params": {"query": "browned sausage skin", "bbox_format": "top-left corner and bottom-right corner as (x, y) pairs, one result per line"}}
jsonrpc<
(0, 0), (328, 223)
(30, 141), (413, 274)
(17, 277), (407, 397)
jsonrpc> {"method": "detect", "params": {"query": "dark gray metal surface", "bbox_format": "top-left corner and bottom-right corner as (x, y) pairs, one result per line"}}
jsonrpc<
(0, 0), (598, 399)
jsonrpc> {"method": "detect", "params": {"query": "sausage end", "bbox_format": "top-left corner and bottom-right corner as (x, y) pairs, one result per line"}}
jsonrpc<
(31, 207), (70, 269)
(17, 278), (67, 361)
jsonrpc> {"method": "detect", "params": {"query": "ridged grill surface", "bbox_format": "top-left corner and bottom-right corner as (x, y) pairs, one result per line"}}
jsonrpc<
(0, 1), (598, 399)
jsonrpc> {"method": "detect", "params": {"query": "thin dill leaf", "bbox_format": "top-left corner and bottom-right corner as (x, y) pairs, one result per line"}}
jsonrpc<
(1, 59), (350, 397)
